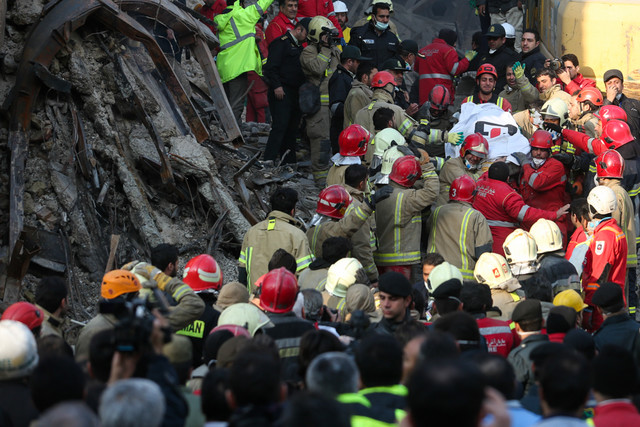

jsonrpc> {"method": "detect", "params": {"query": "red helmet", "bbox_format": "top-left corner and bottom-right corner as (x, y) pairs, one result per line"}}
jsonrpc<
(209, 324), (251, 338)
(339, 124), (371, 157)
(460, 133), (489, 159)
(259, 267), (299, 314)
(389, 155), (421, 187)
(183, 254), (223, 292)
(1, 302), (44, 332)
(602, 119), (634, 149)
(429, 85), (452, 111)
(529, 130), (553, 150)
(449, 175), (476, 203)
(596, 149), (625, 179)
(371, 71), (397, 88)
(595, 105), (628, 127)
(477, 63), (498, 80)
(576, 87), (604, 107)
(317, 185), (352, 219)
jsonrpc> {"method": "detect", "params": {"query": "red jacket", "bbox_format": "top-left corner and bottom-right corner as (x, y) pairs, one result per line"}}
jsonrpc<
(562, 128), (610, 155)
(566, 227), (588, 261)
(265, 12), (296, 46)
(582, 218), (627, 302)
(297, 0), (343, 37)
(476, 317), (517, 357)
(521, 158), (570, 242)
(593, 400), (640, 427)
(473, 177), (558, 255)
(415, 38), (470, 104)
(199, 0), (226, 33)
(563, 73), (596, 95)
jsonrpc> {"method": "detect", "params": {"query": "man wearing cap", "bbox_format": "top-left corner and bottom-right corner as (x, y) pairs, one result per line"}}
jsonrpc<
(431, 279), (463, 317)
(369, 272), (414, 335)
(263, 19), (309, 164)
(415, 29), (476, 105)
(265, 0), (299, 45)
(396, 40), (423, 104)
(348, 2), (399, 69)
(476, 24), (519, 91)
(592, 282), (640, 365)
(329, 46), (371, 153)
(603, 68), (640, 141)
(476, 0), (523, 52)
(382, 57), (418, 114)
(507, 299), (549, 395)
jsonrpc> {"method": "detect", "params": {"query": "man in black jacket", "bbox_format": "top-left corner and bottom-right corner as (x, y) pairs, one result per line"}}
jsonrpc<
(603, 69), (640, 143)
(520, 28), (545, 84)
(329, 46), (370, 153)
(263, 18), (310, 163)
(477, 24), (519, 91)
(348, 2), (399, 69)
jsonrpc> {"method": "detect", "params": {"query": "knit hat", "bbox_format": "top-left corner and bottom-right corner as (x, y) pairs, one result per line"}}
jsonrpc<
(216, 282), (250, 310)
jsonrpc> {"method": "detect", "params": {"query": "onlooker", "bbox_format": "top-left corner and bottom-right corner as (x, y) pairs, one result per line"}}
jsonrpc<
(520, 28), (545, 84)
(368, 272), (414, 335)
(35, 276), (68, 338)
(602, 68), (640, 141)
(99, 379), (166, 427)
(30, 356), (85, 413)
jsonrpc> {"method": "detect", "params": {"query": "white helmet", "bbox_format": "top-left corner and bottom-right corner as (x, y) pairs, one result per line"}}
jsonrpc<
(503, 229), (539, 276)
(0, 320), (39, 380)
(474, 253), (514, 288)
(326, 258), (363, 298)
(333, 1), (348, 13)
(218, 303), (274, 336)
(587, 185), (617, 217)
(372, 128), (406, 158)
(530, 219), (563, 254)
(427, 261), (463, 293)
(380, 145), (413, 175)
(501, 23), (515, 39)
(541, 98), (569, 126)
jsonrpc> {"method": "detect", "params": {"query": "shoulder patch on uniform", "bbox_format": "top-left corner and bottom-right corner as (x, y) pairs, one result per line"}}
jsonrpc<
(595, 241), (605, 256)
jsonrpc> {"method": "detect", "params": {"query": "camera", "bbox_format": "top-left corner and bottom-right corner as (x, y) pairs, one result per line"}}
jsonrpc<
(549, 58), (565, 71)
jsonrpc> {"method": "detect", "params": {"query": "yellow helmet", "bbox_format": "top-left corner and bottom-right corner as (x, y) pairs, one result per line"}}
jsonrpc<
(553, 289), (588, 312)
(326, 258), (363, 298)
(474, 253), (513, 288)
(308, 16), (337, 44)
(503, 229), (539, 276)
(529, 219), (563, 254)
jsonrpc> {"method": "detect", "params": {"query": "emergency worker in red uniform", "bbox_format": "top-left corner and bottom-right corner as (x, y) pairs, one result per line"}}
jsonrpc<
(473, 162), (569, 256)
(582, 185), (628, 332)
(297, 0), (343, 37)
(520, 130), (570, 243)
(265, 0), (299, 45)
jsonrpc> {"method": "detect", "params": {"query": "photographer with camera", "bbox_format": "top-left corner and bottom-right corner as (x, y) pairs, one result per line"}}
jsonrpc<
(76, 268), (204, 363)
(545, 54), (596, 95)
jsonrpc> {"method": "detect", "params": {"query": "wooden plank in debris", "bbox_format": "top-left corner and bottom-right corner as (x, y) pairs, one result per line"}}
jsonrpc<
(191, 38), (244, 144)
(105, 234), (121, 274)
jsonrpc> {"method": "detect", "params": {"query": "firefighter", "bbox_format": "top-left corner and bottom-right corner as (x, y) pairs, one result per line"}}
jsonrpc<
(520, 130), (571, 242)
(462, 63), (513, 113)
(307, 184), (390, 260)
(570, 87), (603, 137)
(582, 186), (628, 332)
(326, 124), (371, 186)
(239, 187), (314, 291)
(594, 150), (638, 316)
(426, 175), (493, 280)
(343, 62), (377, 128)
(473, 162), (569, 256)
(415, 85), (456, 159)
(369, 127), (406, 172)
(300, 16), (342, 185)
(498, 61), (539, 113)
(502, 229), (539, 282)
(374, 155), (438, 282)
(323, 258), (365, 313)
(474, 252), (525, 321)
(436, 133), (488, 206)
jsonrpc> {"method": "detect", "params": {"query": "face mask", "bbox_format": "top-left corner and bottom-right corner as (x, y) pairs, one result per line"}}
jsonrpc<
(374, 20), (389, 31)
(465, 160), (478, 171)
(532, 158), (546, 168)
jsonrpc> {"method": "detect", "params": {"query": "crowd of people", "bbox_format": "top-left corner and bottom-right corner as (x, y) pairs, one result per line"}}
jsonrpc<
(3, 0), (640, 426)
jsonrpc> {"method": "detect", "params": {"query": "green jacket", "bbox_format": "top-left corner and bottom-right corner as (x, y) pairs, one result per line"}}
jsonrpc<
(214, 0), (274, 83)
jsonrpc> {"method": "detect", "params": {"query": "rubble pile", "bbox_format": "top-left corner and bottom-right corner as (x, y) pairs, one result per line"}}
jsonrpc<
(0, 0), (318, 338)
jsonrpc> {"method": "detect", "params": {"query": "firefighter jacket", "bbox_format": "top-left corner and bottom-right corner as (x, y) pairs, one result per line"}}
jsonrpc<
(374, 164), (439, 266)
(462, 92), (512, 113)
(474, 314), (518, 357)
(426, 201), (493, 280)
(348, 21), (400, 69)
(214, 0), (274, 83)
(298, 260), (330, 291)
(521, 157), (570, 238)
(571, 112), (598, 138)
(488, 278), (525, 321)
(239, 210), (314, 289)
(344, 80), (373, 127)
(354, 89), (416, 163)
(562, 73), (596, 95)
(326, 163), (349, 186)
(300, 42), (341, 106)
(297, 0), (343, 37)
(415, 38), (471, 104)
(265, 12), (296, 45)
(537, 254), (580, 295)
(36, 305), (64, 339)
(264, 312), (315, 380)
(307, 202), (373, 259)
(498, 72), (539, 113)
(582, 218), (627, 304)
(176, 302), (220, 367)
(539, 84), (573, 107)
(473, 177), (558, 256)
(344, 184), (378, 281)
(435, 157), (479, 206)
(602, 180), (637, 268)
